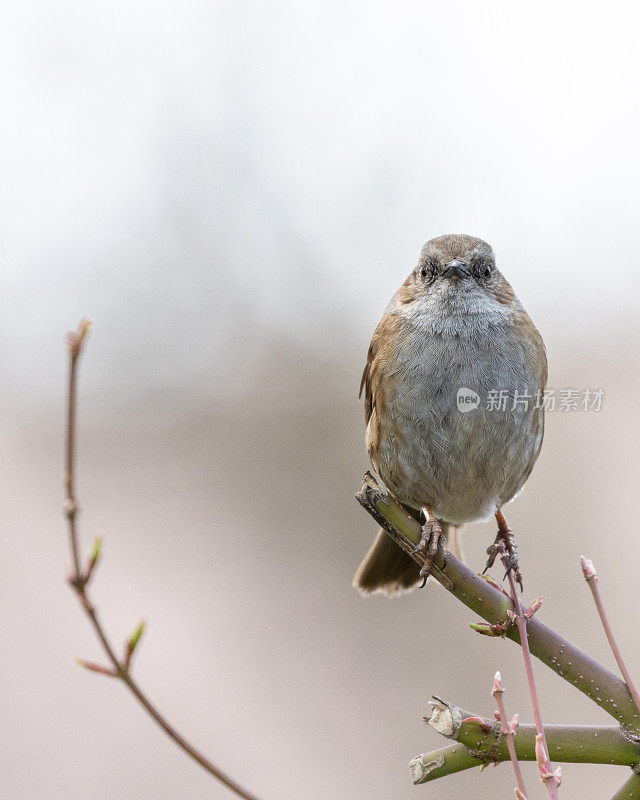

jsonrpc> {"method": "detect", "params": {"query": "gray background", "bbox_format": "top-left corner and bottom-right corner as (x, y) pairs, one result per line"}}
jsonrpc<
(2, 2), (640, 798)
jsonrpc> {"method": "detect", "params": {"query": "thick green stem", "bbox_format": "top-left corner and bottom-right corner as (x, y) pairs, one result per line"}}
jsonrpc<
(409, 744), (480, 784)
(611, 773), (640, 799)
(410, 698), (640, 785)
(356, 472), (640, 735)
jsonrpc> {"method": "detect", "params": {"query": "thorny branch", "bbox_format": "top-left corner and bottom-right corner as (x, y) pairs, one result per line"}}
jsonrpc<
(63, 320), (262, 800)
(409, 697), (640, 784)
(356, 472), (640, 730)
(502, 550), (560, 797)
(356, 472), (640, 797)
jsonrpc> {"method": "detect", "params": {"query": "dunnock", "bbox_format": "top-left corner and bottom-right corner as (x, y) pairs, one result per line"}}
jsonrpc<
(354, 234), (547, 595)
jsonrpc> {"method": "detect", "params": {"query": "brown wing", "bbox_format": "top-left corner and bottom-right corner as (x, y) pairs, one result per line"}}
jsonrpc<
(359, 312), (402, 429)
(359, 340), (375, 425)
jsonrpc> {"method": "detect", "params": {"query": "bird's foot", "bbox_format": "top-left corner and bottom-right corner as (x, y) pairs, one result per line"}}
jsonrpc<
(483, 515), (523, 592)
(414, 513), (443, 588)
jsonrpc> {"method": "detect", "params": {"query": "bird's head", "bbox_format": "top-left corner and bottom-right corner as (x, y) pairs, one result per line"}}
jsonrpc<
(398, 234), (516, 308)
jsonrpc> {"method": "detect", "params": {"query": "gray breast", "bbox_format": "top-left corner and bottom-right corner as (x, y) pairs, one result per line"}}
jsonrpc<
(373, 312), (544, 524)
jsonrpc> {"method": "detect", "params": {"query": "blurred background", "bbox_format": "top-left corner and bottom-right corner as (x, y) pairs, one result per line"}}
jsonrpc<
(2, 2), (640, 798)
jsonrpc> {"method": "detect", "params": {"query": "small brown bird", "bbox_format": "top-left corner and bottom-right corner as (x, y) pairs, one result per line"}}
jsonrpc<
(354, 234), (547, 595)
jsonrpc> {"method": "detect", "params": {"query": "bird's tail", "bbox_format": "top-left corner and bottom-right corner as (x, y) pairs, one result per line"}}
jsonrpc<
(353, 522), (464, 597)
(444, 523), (465, 562)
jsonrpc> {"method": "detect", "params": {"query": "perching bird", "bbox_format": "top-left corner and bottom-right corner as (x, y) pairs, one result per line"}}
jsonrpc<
(354, 234), (547, 595)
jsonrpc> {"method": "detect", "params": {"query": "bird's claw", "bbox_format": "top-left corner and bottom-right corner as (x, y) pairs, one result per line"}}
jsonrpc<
(415, 517), (443, 588)
(485, 527), (524, 592)
(503, 554), (523, 592)
(483, 543), (500, 574)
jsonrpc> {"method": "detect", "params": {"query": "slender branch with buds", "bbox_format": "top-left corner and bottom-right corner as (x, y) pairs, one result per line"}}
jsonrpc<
(502, 552), (560, 798)
(492, 671), (527, 798)
(60, 324), (640, 799)
(581, 556), (640, 716)
(63, 320), (263, 800)
(356, 472), (640, 798)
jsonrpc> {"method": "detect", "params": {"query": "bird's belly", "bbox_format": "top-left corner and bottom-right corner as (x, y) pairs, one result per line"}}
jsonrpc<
(370, 346), (543, 524)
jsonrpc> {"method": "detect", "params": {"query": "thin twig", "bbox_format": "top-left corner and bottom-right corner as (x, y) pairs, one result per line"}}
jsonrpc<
(492, 671), (528, 798)
(503, 559), (561, 798)
(581, 556), (640, 716)
(63, 320), (263, 800)
(409, 743), (482, 784)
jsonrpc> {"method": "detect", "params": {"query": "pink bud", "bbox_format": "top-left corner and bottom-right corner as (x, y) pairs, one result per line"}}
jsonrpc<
(524, 597), (543, 619)
(540, 766), (562, 784)
(470, 622), (504, 637)
(535, 733), (549, 771)
(75, 658), (116, 677)
(581, 555), (597, 581)
(470, 622), (491, 635)
(480, 573), (512, 598)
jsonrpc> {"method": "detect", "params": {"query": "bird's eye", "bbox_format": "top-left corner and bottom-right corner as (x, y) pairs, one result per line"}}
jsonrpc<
(483, 266), (492, 278)
(420, 267), (428, 278)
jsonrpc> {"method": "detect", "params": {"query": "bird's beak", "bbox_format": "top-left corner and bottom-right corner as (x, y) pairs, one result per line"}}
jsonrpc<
(442, 259), (471, 279)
